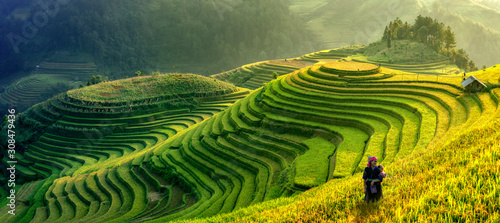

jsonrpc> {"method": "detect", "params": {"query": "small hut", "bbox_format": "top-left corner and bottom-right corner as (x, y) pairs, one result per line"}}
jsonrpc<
(461, 75), (487, 93)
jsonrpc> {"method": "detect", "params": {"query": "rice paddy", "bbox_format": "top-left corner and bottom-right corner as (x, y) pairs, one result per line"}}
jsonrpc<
(1, 54), (499, 222)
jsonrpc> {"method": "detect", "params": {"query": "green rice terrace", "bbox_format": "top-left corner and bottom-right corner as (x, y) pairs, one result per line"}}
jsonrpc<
(1, 55), (500, 222)
(212, 45), (367, 90)
(0, 61), (96, 110)
(212, 43), (460, 91)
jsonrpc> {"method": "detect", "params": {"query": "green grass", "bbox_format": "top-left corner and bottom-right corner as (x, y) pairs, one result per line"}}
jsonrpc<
(363, 40), (448, 64)
(68, 73), (237, 103)
(294, 137), (336, 188)
(3, 50), (499, 223)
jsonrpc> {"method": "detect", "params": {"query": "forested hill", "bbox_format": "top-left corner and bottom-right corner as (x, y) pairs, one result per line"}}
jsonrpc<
(0, 0), (320, 77)
(289, 0), (500, 68)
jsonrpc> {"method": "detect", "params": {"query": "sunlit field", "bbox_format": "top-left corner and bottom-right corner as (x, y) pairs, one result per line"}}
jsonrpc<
(3, 57), (499, 222)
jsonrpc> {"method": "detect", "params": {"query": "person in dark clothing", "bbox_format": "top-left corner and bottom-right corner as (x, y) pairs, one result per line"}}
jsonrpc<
(363, 156), (383, 202)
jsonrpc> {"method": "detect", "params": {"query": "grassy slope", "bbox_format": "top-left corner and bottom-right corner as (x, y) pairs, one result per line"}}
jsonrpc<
(0, 72), (246, 223)
(363, 40), (448, 64)
(470, 65), (500, 87)
(179, 98), (500, 222)
(68, 73), (236, 103)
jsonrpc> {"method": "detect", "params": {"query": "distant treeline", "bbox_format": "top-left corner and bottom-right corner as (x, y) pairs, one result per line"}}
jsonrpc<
(0, 0), (319, 76)
(383, 16), (478, 71)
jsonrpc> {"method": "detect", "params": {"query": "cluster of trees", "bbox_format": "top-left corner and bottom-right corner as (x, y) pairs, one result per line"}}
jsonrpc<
(85, 75), (108, 86)
(382, 16), (478, 71)
(0, 0), (320, 77)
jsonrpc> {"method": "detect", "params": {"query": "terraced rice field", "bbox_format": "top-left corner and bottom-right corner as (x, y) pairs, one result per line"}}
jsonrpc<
(299, 49), (352, 62)
(158, 61), (496, 221)
(1, 61), (499, 222)
(213, 60), (309, 90)
(0, 62), (96, 108)
(186, 62), (499, 222)
(212, 46), (364, 90)
(0, 76), (46, 105)
(37, 62), (96, 76)
(352, 56), (460, 75)
(0, 74), (249, 223)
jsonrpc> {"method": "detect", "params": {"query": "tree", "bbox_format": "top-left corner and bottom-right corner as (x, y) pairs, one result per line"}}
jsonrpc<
(468, 60), (478, 71)
(428, 21), (444, 49)
(382, 26), (389, 40)
(272, 72), (279, 79)
(387, 31), (392, 48)
(90, 75), (97, 85)
(391, 18), (401, 39)
(443, 26), (456, 51)
(453, 49), (470, 70)
(418, 26), (429, 43)
(401, 22), (412, 39)
(413, 15), (433, 34)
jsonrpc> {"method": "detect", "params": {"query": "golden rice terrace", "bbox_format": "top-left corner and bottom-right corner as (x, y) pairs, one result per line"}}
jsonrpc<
(1, 58), (499, 222)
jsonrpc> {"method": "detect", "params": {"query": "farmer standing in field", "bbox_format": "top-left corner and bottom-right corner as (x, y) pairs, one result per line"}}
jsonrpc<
(363, 156), (383, 202)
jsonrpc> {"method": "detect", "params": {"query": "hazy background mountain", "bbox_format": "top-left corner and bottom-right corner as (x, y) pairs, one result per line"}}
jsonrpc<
(0, 0), (320, 79)
(289, 0), (500, 67)
(3, 0), (500, 78)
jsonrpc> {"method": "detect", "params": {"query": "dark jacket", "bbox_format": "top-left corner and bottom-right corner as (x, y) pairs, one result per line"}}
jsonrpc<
(363, 166), (383, 202)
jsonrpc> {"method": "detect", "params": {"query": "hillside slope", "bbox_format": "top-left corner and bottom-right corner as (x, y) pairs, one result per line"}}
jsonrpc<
(289, 0), (500, 67)
(0, 73), (252, 223)
(2, 53), (500, 222)
(187, 109), (500, 222)
(178, 63), (500, 223)
(177, 61), (500, 222)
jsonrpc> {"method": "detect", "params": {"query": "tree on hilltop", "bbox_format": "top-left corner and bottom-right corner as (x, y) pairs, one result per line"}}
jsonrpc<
(444, 26), (457, 50)
(87, 75), (105, 86)
(382, 16), (478, 71)
(387, 30), (392, 48)
(417, 26), (429, 43)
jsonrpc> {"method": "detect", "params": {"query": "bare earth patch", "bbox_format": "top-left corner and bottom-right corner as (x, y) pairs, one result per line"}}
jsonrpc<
(113, 86), (124, 89)
(148, 192), (163, 202)
(100, 93), (116, 97)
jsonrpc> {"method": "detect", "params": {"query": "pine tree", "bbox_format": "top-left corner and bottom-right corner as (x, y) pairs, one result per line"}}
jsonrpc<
(382, 26), (389, 40)
(387, 35), (392, 48)
(387, 30), (392, 48)
(443, 26), (456, 51)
